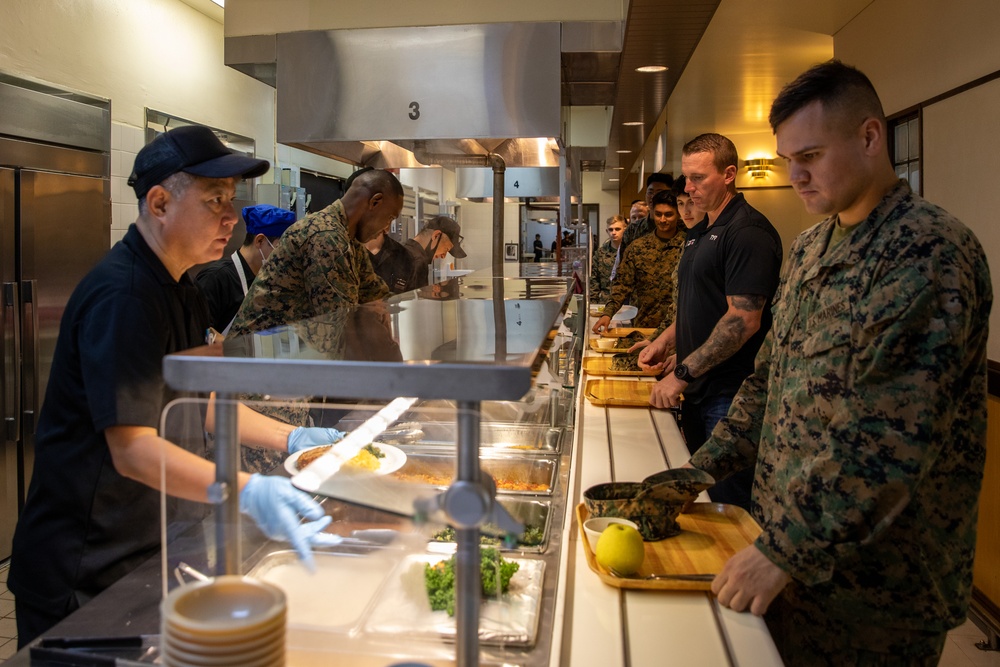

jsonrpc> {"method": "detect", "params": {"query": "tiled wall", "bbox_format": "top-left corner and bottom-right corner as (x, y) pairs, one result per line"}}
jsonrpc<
(110, 122), (144, 248)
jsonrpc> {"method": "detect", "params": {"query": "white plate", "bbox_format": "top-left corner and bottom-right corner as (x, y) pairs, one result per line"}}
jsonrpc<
(284, 443), (407, 476)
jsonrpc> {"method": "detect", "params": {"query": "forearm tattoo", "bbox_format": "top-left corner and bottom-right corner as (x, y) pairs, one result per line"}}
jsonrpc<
(685, 295), (766, 376)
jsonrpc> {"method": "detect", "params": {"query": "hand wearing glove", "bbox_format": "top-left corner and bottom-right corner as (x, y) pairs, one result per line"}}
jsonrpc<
(239, 474), (341, 570)
(286, 426), (346, 454)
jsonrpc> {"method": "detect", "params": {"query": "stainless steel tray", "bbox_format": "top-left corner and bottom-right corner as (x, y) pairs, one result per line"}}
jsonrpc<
(428, 498), (552, 553)
(389, 449), (558, 496)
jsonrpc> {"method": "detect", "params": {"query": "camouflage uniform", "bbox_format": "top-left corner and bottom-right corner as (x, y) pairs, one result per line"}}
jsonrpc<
(690, 181), (992, 664)
(602, 230), (685, 328)
(228, 200), (388, 473)
(588, 239), (618, 303)
(230, 200), (388, 336)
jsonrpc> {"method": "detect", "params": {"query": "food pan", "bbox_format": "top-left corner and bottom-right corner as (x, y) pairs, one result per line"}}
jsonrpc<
(388, 449), (557, 496)
(428, 498), (552, 553)
(408, 422), (563, 454)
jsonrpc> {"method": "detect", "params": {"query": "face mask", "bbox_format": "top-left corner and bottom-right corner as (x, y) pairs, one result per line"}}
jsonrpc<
(258, 236), (275, 264)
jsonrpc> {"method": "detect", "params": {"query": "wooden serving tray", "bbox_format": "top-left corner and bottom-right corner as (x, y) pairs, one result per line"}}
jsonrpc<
(577, 503), (761, 591)
(581, 357), (658, 377)
(588, 338), (638, 354)
(584, 379), (653, 406)
(601, 327), (656, 338)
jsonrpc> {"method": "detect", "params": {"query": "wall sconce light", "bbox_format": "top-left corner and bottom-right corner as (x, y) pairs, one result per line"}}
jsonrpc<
(744, 158), (776, 179)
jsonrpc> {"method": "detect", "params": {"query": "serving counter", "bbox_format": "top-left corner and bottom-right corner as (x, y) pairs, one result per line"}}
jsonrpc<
(7, 265), (782, 666)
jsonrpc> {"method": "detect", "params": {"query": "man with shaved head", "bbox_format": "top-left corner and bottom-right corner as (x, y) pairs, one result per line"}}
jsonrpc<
(230, 168), (403, 334)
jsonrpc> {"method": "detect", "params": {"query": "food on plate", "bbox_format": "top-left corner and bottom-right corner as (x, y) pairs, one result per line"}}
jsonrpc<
(424, 548), (520, 616)
(610, 353), (641, 372)
(431, 523), (544, 548)
(294, 443), (385, 472)
(595, 523), (645, 575)
(392, 471), (548, 493)
(613, 331), (646, 349)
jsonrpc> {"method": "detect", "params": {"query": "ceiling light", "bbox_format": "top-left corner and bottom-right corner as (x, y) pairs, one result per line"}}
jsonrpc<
(608, 178), (620, 182)
(613, 167), (625, 170)
(615, 149), (631, 154)
(636, 65), (667, 73)
(623, 121), (643, 127)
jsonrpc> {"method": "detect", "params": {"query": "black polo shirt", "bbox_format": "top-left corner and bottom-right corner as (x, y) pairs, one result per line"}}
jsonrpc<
(195, 250), (253, 331)
(9, 224), (210, 612)
(370, 235), (419, 293)
(676, 193), (782, 402)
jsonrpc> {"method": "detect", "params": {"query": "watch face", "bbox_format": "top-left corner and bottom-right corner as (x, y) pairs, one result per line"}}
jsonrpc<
(675, 364), (691, 381)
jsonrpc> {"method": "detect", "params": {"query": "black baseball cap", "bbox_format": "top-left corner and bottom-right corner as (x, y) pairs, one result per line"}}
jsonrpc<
(128, 125), (270, 200)
(423, 216), (467, 258)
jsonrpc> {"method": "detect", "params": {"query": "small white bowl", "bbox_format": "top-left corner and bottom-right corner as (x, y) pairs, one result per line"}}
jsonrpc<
(583, 517), (640, 552)
(595, 338), (616, 350)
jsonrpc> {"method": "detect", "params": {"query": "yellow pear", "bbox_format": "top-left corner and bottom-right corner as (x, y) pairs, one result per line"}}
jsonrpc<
(595, 523), (645, 575)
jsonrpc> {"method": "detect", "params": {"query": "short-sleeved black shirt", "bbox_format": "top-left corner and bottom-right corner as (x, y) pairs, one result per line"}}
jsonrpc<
(9, 224), (210, 611)
(370, 235), (419, 294)
(195, 251), (253, 332)
(676, 193), (782, 402)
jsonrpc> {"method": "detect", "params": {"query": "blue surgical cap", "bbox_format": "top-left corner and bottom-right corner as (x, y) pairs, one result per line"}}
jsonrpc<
(242, 204), (297, 237)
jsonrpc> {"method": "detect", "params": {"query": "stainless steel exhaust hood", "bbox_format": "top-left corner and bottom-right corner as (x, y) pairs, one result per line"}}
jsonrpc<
(272, 23), (562, 169)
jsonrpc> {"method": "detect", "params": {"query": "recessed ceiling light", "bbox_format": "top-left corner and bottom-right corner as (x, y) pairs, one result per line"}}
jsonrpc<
(623, 121), (643, 127)
(615, 150), (631, 154)
(613, 167), (625, 170)
(608, 178), (620, 182)
(636, 65), (667, 73)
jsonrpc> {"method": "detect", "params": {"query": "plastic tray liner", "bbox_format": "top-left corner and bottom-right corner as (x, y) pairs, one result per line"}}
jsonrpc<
(364, 553), (545, 647)
(247, 550), (394, 633)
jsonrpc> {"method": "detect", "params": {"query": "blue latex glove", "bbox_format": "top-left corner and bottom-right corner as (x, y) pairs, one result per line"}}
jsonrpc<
(239, 474), (340, 570)
(286, 427), (346, 454)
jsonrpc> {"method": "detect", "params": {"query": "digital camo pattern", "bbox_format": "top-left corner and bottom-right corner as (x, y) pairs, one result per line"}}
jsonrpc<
(602, 230), (685, 328)
(589, 239), (618, 303)
(690, 181), (992, 646)
(229, 200), (388, 336)
(619, 215), (654, 256)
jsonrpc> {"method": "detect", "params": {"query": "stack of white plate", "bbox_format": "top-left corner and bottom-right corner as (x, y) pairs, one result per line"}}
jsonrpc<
(160, 575), (286, 667)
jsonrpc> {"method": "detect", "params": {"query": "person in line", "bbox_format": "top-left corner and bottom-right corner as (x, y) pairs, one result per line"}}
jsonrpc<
(628, 200), (648, 224)
(610, 173), (672, 282)
(229, 168), (402, 335)
(688, 61), (991, 666)
(671, 176), (700, 230)
(195, 204), (297, 335)
(589, 215), (627, 304)
(593, 191), (685, 332)
(403, 215), (467, 289)
(533, 233), (544, 262)
(638, 133), (782, 511)
(8, 126), (344, 646)
(364, 228), (418, 294)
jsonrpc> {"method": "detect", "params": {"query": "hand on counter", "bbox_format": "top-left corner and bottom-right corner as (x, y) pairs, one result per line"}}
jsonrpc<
(239, 474), (340, 570)
(592, 315), (612, 334)
(712, 545), (791, 616)
(287, 426), (347, 454)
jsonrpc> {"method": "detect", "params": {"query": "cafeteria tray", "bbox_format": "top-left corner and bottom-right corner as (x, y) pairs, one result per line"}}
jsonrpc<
(582, 356), (659, 377)
(428, 498), (552, 553)
(589, 338), (639, 354)
(601, 327), (656, 338)
(584, 379), (654, 407)
(576, 503), (761, 591)
(364, 552), (545, 647)
(389, 449), (558, 496)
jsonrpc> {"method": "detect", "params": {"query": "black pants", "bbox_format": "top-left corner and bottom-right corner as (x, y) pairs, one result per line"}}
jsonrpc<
(681, 396), (754, 512)
(15, 594), (80, 648)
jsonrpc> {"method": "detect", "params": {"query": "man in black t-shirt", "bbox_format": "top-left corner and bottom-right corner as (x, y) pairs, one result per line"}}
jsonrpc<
(364, 229), (419, 293)
(638, 133), (782, 511)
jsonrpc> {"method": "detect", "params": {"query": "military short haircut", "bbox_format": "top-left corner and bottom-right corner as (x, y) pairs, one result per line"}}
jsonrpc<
(646, 172), (674, 188)
(650, 189), (678, 210)
(682, 133), (739, 175)
(671, 175), (687, 196)
(349, 168), (404, 199)
(769, 59), (886, 135)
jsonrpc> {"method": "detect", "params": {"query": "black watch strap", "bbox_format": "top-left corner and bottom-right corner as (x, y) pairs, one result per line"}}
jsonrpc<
(674, 363), (695, 382)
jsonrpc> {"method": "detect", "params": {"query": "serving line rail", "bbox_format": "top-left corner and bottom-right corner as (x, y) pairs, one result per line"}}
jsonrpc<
(552, 330), (783, 667)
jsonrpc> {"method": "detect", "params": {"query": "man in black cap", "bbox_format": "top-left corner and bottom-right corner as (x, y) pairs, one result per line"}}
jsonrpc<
(196, 204), (298, 334)
(404, 215), (467, 288)
(9, 125), (342, 646)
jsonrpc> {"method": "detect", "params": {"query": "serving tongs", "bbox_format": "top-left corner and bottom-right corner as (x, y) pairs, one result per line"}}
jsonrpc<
(378, 421), (424, 444)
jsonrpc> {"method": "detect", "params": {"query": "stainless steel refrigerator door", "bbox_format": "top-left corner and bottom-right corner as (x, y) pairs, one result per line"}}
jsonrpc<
(18, 169), (110, 497)
(1, 166), (17, 559)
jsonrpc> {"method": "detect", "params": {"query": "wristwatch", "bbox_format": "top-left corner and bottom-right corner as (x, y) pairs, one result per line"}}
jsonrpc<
(674, 363), (696, 383)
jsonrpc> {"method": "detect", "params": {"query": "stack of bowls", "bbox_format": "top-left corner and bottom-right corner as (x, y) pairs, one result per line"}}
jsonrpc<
(160, 575), (286, 667)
